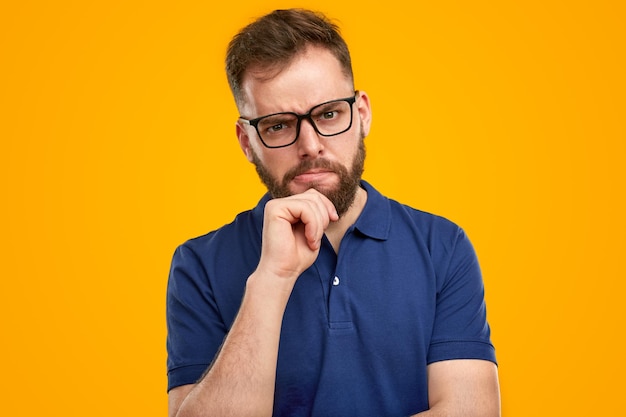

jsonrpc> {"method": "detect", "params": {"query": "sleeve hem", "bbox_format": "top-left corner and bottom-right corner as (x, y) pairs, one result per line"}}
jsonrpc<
(427, 340), (497, 365)
(167, 364), (209, 392)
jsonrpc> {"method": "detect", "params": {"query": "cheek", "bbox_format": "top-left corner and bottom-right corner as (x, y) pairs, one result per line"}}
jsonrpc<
(253, 147), (293, 174)
(336, 137), (362, 164)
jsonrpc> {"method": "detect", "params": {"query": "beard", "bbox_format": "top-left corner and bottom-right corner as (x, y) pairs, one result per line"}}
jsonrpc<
(251, 136), (366, 217)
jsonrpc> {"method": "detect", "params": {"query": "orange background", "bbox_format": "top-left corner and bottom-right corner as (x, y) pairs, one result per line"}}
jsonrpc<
(2, 1), (624, 415)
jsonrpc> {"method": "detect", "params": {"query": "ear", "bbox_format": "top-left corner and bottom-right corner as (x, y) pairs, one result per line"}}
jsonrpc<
(236, 122), (255, 162)
(356, 90), (372, 137)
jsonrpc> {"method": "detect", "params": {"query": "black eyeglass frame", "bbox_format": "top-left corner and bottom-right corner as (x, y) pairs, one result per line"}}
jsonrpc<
(239, 92), (359, 149)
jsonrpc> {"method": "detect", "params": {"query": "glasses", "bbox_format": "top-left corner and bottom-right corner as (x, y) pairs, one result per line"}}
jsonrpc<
(239, 93), (358, 149)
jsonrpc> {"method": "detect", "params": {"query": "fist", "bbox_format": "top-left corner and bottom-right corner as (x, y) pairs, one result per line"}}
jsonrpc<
(257, 189), (339, 281)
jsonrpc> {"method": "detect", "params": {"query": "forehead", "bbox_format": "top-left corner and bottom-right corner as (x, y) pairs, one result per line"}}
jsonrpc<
(239, 45), (354, 116)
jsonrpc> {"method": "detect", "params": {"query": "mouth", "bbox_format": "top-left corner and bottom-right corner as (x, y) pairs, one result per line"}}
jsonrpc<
(282, 158), (340, 188)
(292, 169), (335, 183)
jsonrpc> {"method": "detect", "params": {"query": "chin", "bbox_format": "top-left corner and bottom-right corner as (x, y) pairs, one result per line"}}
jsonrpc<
(290, 181), (337, 196)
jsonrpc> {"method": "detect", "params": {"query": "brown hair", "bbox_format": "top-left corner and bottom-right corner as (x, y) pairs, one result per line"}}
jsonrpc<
(226, 8), (354, 107)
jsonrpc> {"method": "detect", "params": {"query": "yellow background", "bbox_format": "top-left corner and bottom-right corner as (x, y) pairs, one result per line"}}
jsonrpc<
(2, 1), (624, 415)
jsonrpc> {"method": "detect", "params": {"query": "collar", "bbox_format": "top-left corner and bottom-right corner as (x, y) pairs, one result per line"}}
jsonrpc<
(352, 180), (390, 241)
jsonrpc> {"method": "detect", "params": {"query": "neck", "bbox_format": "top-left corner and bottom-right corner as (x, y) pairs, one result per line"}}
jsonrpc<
(325, 185), (367, 253)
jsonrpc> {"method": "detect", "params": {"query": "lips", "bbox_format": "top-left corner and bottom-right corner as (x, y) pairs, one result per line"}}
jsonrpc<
(283, 159), (337, 184)
(293, 169), (334, 183)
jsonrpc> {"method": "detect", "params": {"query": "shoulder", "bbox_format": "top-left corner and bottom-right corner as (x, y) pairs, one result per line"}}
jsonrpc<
(383, 194), (466, 248)
(361, 180), (461, 233)
(391, 199), (459, 231)
(389, 200), (474, 270)
(176, 197), (267, 259)
(362, 182), (472, 262)
(168, 205), (265, 289)
(167, 201), (265, 311)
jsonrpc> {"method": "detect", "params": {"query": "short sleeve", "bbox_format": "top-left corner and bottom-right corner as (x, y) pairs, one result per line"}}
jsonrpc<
(427, 227), (496, 365)
(166, 241), (227, 391)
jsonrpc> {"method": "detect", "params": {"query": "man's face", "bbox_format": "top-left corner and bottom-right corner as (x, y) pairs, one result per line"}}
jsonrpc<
(236, 45), (372, 216)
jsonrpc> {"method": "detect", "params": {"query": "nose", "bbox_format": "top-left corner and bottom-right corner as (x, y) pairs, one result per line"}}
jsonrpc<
(296, 118), (324, 158)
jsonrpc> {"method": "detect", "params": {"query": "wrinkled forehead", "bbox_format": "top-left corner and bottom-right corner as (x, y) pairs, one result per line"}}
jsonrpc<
(237, 46), (353, 115)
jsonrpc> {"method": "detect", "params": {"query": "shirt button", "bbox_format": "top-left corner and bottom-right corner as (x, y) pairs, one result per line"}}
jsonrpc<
(333, 276), (340, 286)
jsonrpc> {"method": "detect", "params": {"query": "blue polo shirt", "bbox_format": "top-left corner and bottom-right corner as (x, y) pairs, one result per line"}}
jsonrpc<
(166, 181), (496, 416)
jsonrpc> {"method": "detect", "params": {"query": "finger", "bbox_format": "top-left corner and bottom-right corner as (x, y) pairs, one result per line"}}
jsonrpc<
(299, 192), (337, 250)
(304, 189), (339, 221)
(279, 195), (326, 250)
(296, 199), (326, 250)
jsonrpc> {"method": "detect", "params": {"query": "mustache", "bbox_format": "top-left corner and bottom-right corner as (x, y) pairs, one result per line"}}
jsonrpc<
(281, 158), (345, 185)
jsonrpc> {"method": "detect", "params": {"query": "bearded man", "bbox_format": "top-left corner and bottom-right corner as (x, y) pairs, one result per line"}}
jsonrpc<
(166, 8), (500, 417)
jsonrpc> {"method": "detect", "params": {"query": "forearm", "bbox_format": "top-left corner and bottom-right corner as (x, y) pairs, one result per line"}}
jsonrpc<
(411, 403), (500, 417)
(411, 408), (454, 417)
(411, 360), (501, 417)
(411, 391), (501, 417)
(171, 191), (337, 417)
(175, 271), (294, 417)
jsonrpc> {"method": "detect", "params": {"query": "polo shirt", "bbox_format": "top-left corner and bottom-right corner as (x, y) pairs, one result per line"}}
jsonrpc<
(166, 180), (496, 416)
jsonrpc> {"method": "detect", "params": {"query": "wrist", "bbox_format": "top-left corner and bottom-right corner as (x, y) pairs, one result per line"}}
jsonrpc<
(246, 268), (297, 302)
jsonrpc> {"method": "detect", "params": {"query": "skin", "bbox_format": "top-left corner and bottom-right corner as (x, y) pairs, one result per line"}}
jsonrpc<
(168, 45), (500, 417)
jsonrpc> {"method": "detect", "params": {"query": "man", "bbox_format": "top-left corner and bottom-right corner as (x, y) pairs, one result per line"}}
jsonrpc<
(167, 8), (500, 417)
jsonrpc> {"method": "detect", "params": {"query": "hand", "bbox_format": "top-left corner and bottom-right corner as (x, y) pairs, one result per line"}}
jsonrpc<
(257, 189), (339, 282)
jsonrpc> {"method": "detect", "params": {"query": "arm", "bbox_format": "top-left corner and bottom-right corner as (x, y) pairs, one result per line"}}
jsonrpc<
(412, 359), (500, 417)
(169, 189), (338, 417)
(415, 225), (499, 416)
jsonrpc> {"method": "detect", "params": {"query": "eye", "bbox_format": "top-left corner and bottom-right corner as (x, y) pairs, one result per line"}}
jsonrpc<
(258, 115), (296, 136)
(268, 123), (286, 132)
(321, 110), (338, 120)
(313, 105), (341, 121)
